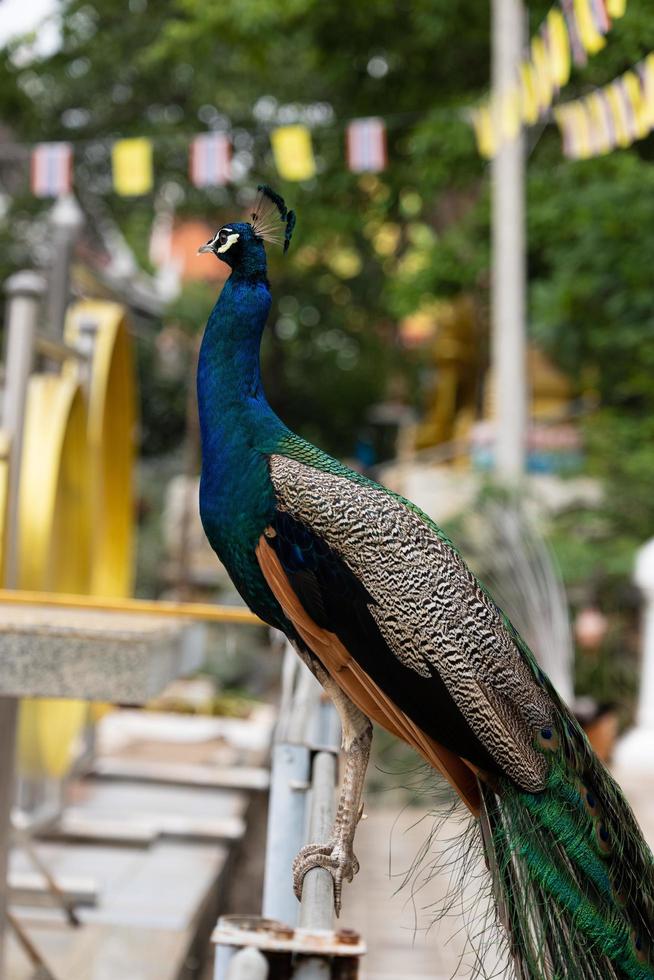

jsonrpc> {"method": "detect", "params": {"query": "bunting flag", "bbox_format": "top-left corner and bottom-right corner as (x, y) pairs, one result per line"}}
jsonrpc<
(112, 137), (153, 196)
(346, 117), (387, 173)
(623, 70), (649, 138)
(30, 142), (73, 198)
(573, 0), (606, 55)
(561, 0), (588, 67)
(190, 132), (231, 188)
(531, 35), (554, 110)
(554, 53), (654, 159)
(472, 0), (622, 158)
(586, 91), (613, 154)
(270, 125), (316, 181)
(590, 0), (610, 32)
(546, 9), (571, 88)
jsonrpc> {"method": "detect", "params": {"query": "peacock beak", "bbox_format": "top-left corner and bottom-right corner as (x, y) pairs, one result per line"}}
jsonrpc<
(198, 242), (214, 255)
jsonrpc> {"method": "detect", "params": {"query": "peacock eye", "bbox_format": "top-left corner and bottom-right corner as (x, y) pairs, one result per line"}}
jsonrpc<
(218, 230), (228, 246)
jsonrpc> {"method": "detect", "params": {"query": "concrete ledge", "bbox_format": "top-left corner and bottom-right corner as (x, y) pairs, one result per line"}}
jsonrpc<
(0, 604), (205, 702)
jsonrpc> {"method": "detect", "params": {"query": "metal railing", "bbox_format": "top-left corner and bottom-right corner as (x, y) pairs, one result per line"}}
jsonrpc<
(214, 644), (365, 979)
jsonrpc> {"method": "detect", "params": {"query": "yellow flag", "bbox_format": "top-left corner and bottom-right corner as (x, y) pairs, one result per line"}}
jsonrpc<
(586, 92), (612, 155)
(574, 0), (606, 55)
(271, 125), (316, 181)
(471, 106), (496, 159)
(531, 36), (554, 111)
(606, 0), (627, 17)
(573, 104), (593, 158)
(623, 70), (649, 139)
(556, 104), (592, 159)
(520, 62), (539, 124)
(546, 9), (571, 88)
(112, 138), (153, 196)
(605, 81), (632, 147)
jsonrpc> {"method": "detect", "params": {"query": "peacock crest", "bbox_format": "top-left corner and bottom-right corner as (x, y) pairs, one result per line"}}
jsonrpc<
(250, 184), (296, 252)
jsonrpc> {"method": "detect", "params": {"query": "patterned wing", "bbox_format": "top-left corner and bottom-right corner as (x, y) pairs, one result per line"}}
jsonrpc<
(266, 453), (556, 793)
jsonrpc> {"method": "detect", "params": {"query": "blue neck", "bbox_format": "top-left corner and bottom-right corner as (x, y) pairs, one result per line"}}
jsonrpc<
(196, 265), (287, 500)
(198, 277), (268, 407)
(196, 261), (293, 629)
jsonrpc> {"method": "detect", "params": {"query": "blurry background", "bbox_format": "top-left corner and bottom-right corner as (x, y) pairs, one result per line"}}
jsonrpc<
(0, 2), (653, 977)
(0, 0), (652, 801)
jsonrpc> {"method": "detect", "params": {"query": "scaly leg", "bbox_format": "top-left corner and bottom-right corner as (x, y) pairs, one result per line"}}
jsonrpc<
(292, 653), (373, 916)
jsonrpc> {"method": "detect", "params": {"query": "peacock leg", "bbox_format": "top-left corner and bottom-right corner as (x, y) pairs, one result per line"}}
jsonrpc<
(292, 655), (372, 916)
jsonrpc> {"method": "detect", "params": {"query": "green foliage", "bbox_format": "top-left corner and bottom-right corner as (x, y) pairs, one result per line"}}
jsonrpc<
(549, 410), (654, 589)
(0, 0), (500, 456)
(1, 2), (654, 597)
(529, 154), (654, 410)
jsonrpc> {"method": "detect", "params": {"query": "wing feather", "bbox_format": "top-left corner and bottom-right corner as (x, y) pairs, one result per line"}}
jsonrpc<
(256, 533), (481, 813)
(268, 453), (555, 793)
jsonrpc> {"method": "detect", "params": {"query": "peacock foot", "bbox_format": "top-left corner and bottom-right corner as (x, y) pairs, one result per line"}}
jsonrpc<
(292, 838), (360, 916)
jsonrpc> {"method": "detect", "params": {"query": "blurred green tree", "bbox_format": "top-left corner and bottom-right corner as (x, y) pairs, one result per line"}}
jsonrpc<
(0, 0), (498, 457)
(0, 0), (653, 482)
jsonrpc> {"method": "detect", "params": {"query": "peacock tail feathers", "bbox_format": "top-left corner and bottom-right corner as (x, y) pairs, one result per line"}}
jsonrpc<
(479, 701), (654, 980)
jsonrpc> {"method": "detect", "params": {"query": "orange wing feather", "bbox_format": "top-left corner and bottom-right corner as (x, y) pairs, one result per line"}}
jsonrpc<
(256, 533), (481, 815)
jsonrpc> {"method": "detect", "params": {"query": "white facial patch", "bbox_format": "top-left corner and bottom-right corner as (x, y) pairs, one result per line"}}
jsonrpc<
(217, 231), (240, 253)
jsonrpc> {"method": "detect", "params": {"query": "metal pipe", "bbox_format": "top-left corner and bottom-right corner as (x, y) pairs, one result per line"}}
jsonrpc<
(2, 272), (46, 588)
(293, 958), (330, 979)
(262, 659), (320, 926)
(285, 664), (322, 746)
(46, 195), (84, 339)
(34, 334), (89, 364)
(0, 270), (45, 979)
(491, 0), (527, 481)
(298, 751), (336, 933)
(225, 947), (269, 980)
(261, 741), (311, 927)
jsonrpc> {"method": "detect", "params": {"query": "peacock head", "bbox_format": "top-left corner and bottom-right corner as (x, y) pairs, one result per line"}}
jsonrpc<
(198, 221), (261, 269)
(198, 185), (296, 271)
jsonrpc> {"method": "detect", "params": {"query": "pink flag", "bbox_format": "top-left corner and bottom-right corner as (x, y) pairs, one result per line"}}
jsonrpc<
(561, 0), (588, 67)
(346, 117), (387, 173)
(190, 132), (231, 188)
(30, 142), (73, 198)
(590, 0), (611, 32)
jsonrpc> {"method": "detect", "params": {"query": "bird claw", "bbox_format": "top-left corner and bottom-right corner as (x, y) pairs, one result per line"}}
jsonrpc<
(292, 839), (360, 916)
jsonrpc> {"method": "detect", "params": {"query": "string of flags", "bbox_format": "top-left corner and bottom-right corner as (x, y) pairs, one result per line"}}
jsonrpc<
(18, 0), (648, 196)
(554, 52), (654, 157)
(472, 0), (628, 158)
(27, 116), (390, 199)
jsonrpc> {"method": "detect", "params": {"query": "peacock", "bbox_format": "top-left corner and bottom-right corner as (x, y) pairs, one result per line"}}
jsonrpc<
(196, 186), (654, 979)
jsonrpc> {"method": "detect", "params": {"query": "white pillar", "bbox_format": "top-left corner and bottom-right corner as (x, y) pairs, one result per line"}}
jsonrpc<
(491, 0), (527, 481)
(614, 539), (654, 769)
(0, 270), (44, 978)
(2, 271), (45, 588)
